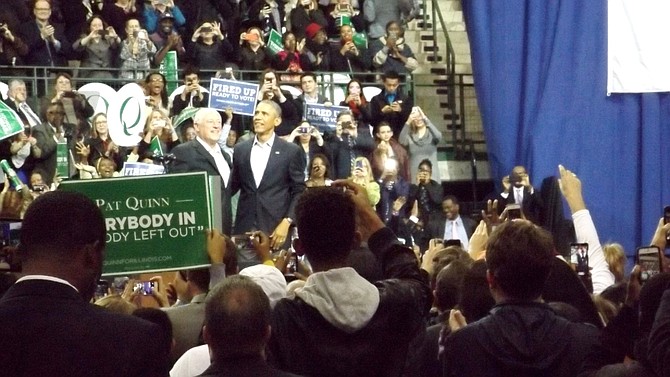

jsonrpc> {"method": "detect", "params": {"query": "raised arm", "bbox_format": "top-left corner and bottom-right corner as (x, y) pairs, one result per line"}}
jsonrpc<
(558, 165), (614, 294)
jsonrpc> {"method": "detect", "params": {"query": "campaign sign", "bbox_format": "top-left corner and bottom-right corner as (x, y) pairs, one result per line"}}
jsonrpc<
(59, 172), (222, 275)
(208, 79), (259, 116)
(304, 104), (348, 133)
(0, 101), (24, 142)
(122, 162), (165, 176)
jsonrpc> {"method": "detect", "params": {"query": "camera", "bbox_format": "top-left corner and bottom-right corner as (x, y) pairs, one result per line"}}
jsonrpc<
(134, 281), (158, 295)
(97, 29), (107, 37)
(32, 184), (48, 193)
(299, 126), (310, 134)
(637, 246), (663, 284)
(233, 234), (255, 250)
(200, 26), (212, 33)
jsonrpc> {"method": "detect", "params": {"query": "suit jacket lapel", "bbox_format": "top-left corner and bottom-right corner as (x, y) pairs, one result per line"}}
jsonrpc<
(257, 139), (283, 190)
(192, 141), (218, 173)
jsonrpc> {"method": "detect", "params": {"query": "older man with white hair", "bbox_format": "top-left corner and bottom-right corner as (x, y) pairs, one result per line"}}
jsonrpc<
(171, 108), (233, 234)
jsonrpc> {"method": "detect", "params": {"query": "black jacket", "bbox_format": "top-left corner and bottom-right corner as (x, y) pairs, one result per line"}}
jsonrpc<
(443, 302), (604, 377)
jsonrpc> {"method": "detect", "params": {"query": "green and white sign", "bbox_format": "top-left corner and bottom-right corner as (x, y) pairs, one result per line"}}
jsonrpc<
(159, 50), (179, 94)
(59, 172), (222, 276)
(266, 29), (284, 56)
(0, 101), (25, 141)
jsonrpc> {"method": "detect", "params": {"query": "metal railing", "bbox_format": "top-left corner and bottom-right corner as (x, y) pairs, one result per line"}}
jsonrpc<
(420, 0), (459, 152)
(1, 66), (413, 113)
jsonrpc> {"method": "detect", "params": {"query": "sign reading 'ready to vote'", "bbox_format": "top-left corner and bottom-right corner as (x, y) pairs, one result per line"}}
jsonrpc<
(208, 78), (259, 116)
(304, 103), (348, 133)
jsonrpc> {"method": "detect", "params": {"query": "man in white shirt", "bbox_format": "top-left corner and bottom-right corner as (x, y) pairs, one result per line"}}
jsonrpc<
(498, 165), (543, 223)
(428, 195), (476, 250)
(172, 108), (233, 234)
(231, 99), (305, 251)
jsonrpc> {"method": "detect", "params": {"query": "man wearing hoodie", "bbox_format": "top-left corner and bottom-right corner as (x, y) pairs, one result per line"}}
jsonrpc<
(267, 183), (431, 377)
(442, 220), (605, 377)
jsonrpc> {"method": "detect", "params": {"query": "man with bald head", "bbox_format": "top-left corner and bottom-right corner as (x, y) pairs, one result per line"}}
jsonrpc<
(172, 107), (233, 234)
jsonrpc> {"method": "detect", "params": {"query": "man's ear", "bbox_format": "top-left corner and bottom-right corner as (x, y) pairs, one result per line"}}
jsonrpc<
(202, 325), (211, 345)
(486, 269), (496, 289)
(351, 230), (362, 250)
(82, 241), (103, 271)
(273, 116), (282, 128)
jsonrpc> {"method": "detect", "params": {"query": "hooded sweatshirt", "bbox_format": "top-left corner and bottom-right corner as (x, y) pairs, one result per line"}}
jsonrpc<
(443, 301), (604, 377)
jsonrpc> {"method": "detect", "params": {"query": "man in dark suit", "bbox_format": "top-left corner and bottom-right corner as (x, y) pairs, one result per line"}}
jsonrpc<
(172, 108), (233, 234)
(331, 110), (375, 179)
(407, 159), (443, 250)
(428, 195), (476, 250)
(497, 165), (543, 224)
(0, 191), (170, 377)
(231, 99), (306, 250)
(369, 70), (413, 137)
(32, 101), (74, 185)
(18, 0), (70, 68)
(201, 275), (302, 377)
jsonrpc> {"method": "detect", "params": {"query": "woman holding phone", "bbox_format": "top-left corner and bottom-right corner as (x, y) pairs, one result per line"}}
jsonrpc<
(287, 120), (328, 178)
(73, 15), (120, 79)
(238, 26), (270, 80)
(339, 78), (371, 125)
(136, 108), (180, 160)
(350, 156), (380, 207)
(398, 105), (442, 182)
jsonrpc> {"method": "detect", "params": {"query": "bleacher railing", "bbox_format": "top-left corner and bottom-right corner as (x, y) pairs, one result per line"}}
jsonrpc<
(1, 66), (413, 114)
(420, 0), (459, 154)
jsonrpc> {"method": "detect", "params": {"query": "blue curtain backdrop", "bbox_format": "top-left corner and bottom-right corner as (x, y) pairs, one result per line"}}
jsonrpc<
(462, 0), (670, 263)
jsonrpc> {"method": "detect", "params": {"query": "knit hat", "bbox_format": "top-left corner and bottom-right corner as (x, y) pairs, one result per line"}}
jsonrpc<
(305, 23), (323, 39)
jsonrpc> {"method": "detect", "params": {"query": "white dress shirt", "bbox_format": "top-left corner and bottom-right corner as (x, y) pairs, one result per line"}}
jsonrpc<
(196, 137), (230, 187)
(250, 133), (276, 188)
(443, 215), (470, 250)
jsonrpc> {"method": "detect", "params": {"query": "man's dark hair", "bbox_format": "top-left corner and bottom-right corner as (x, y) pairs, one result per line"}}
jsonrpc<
(186, 268), (210, 292)
(205, 275), (270, 358)
(418, 159), (432, 170)
(183, 65), (200, 78)
(20, 191), (106, 256)
(486, 221), (555, 300)
(295, 187), (356, 265)
(382, 70), (401, 81)
(300, 71), (317, 83)
(459, 260), (495, 323)
(442, 195), (459, 206)
(434, 259), (469, 312)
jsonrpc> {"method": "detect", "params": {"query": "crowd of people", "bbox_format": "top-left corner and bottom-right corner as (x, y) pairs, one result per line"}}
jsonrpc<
(2, 161), (670, 377)
(2, 1), (670, 377)
(0, 0), (421, 82)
